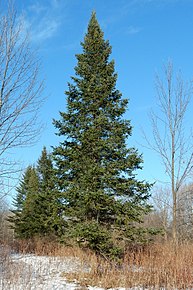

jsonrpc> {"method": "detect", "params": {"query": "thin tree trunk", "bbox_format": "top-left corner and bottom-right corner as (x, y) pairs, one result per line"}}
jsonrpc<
(172, 133), (177, 244)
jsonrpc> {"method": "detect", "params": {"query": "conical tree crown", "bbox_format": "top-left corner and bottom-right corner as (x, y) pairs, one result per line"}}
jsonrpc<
(53, 13), (152, 257)
(75, 12), (115, 93)
(10, 148), (64, 239)
(37, 146), (55, 190)
(9, 166), (40, 238)
(13, 166), (34, 212)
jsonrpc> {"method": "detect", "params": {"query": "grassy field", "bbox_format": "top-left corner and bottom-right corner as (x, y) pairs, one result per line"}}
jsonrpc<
(1, 239), (192, 289)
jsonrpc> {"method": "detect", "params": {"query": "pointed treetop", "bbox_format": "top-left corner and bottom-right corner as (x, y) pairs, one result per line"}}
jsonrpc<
(90, 11), (98, 24)
(77, 11), (111, 76)
(85, 11), (104, 41)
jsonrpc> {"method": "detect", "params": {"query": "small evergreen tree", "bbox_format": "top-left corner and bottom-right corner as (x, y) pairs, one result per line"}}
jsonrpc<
(36, 146), (64, 236)
(9, 166), (40, 238)
(13, 166), (34, 212)
(53, 13), (152, 257)
(10, 147), (63, 239)
(19, 167), (40, 238)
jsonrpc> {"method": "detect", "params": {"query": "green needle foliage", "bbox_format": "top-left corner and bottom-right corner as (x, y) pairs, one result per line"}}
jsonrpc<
(10, 147), (63, 239)
(36, 146), (64, 237)
(9, 165), (40, 238)
(53, 12), (152, 258)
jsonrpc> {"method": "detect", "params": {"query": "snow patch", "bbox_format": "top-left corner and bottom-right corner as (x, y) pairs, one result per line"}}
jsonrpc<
(0, 253), (145, 289)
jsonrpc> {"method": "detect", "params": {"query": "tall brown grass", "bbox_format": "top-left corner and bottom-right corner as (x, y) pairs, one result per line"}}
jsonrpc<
(9, 239), (193, 288)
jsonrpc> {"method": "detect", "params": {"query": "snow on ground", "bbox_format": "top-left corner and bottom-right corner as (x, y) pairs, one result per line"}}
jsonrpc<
(1, 253), (85, 290)
(0, 253), (141, 290)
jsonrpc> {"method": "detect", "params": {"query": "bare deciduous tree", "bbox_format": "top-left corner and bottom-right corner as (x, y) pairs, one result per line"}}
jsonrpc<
(0, 3), (44, 199)
(151, 185), (172, 241)
(144, 62), (193, 243)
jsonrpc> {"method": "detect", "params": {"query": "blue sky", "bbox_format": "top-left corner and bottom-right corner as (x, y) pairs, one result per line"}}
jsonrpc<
(10, 0), (193, 186)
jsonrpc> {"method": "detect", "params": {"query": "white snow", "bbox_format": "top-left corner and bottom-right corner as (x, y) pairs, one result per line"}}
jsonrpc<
(0, 253), (144, 290)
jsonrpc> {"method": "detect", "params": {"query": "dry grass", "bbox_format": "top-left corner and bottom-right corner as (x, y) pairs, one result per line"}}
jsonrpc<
(64, 242), (193, 289)
(3, 239), (193, 289)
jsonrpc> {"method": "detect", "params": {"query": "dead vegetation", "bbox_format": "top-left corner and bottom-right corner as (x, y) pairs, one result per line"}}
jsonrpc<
(1, 239), (191, 289)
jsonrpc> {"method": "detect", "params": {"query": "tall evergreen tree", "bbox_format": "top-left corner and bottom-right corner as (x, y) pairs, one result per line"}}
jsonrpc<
(53, 13), (152, 257)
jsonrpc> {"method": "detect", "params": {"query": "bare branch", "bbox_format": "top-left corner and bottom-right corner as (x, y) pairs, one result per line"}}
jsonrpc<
(143, 61), (193, 242)
(0, 2), (44, 200)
